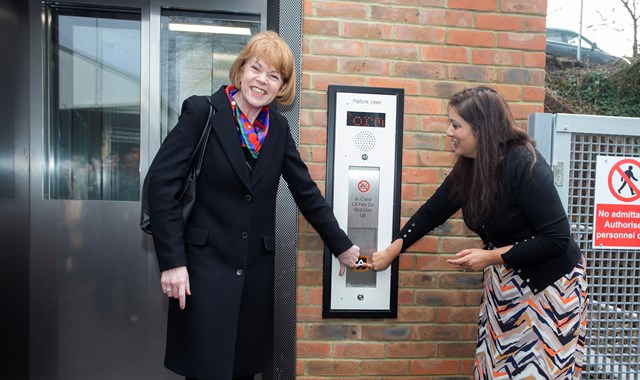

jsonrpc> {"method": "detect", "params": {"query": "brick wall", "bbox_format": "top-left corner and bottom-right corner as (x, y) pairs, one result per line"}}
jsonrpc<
(296, 0), (547, 378)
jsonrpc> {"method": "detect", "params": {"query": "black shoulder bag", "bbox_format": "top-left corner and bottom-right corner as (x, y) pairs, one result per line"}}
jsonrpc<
(140, 97), (214, 235)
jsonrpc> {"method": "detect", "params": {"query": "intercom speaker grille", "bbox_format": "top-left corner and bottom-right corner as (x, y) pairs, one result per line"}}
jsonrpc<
(355, 130), (376, 152)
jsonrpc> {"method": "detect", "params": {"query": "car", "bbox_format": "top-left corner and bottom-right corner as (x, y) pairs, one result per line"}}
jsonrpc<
(545, 27), (629, 66)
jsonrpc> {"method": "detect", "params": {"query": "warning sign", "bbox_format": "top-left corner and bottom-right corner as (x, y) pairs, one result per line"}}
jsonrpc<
(593, 156), (640, 249)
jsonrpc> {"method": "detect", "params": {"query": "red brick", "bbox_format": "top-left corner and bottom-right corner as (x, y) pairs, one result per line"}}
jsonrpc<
(415, 323), (462, 339)
(418, 149), (456, 167)
(361, 325), (413, 340)
(509, 102), (545, 120)
(360, 359), (410, 375)
(402, 167), (440, 184)
(523, 51), (547, 68)
(447, 64), (496, 82)
(448, 29), (496, 47)
(334, 342), (385, 358)
(297, 268), (324, 286)
(491, 84), (522, 101)
(303, 18), (340, 36)
(312, 73), (366, 90)
(421, 45), (469, 63)
(371, 5), (420, 24)
(393, 62), (445, 80)
(366, 77), (420, 95)
(300, 127), (328, 145)
(301, 90), (327, 109)
(297, 341), (332, 357)
(472, 49), (522, 66)
(309, 38), (365, 56)
(437, 306), (480, 323)
(523, 15), (546, 32)
(398, 288), (414, 304)
(314, 2), (368, 19)
(437, 342), (476, 357)
(408, 236), (439, 253)
(415, 290), (464, 307)
(423, 9), (473, 27)
(498, 32), (546, 50)
(405, 96), (442, 115)
(411, 358), (462, 375)
(400, 271), (438, 287)
(307, 360), (358, 376)
(398, 0), (446, 6)
(296, 305), (323, 321)
(421, 82), (469, 101)
(369, 42), (419, 60)
(399, 254), (415, 271)
(343, 21), (394, 39)
(338, 58), (391, 75)
(306, 324), (360, 340)
(500, 0), (545, 14)
(449, 0), (497, 11)
(387, 341), (437, 357)
(396, 25), (446, 43)
(310, 145), (327, 163)
(475, 14), (523, 31)
(523, 85), (545, 102)
(302, 55), (338, 72)
(306, 287), (323, 305)
(397, 306), (438, 323)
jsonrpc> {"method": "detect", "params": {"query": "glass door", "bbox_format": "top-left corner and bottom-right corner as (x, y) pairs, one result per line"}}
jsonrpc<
(46, 7), (141, 201)
(160, 10), (260, 136)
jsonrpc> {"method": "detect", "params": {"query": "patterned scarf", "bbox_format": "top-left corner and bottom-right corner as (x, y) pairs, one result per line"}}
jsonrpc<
(226, 86), (269, 158)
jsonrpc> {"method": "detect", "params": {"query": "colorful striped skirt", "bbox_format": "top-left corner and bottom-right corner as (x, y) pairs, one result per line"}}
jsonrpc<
(474, 258), (588, 379)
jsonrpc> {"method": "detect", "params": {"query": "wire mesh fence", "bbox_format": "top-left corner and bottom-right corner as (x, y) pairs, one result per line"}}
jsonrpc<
(568, 133), (640, 379)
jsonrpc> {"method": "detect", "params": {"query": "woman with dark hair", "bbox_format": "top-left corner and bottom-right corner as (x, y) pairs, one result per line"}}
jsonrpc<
(368, 86), (588, 378)
(146, 31), (359, 380)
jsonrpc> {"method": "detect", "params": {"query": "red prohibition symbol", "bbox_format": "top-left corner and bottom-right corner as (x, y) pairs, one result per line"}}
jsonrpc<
(357, 180), (371, 193)
(608, 158), (640, 202)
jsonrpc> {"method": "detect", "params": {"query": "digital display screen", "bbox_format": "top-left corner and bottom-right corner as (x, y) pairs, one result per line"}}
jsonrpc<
(346, 111), (385, 128)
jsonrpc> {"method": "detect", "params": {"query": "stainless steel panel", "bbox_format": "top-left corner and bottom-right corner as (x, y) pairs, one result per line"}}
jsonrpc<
(0, 0), (30, 378)
(346, 167), (379, 288)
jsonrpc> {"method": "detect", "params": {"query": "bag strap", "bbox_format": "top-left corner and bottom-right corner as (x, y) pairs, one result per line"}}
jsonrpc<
(186, 96), (215, 177)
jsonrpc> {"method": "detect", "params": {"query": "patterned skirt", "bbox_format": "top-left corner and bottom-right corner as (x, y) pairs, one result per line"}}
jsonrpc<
(474, 258), (588, 379)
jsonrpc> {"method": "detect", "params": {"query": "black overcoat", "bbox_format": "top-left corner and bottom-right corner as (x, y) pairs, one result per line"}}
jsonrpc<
(147, 87), (352, 379)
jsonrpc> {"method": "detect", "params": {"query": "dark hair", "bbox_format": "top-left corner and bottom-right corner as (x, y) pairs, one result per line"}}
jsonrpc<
(447, 86), (536, 229)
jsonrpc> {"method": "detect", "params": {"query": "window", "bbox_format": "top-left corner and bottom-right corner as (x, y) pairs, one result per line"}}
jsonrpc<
(160, 10), (260, 135)
(46, 7), (141, 200)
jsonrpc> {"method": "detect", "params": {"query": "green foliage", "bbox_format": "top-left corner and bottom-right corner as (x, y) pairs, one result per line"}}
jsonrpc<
(545, 57), (640, 117)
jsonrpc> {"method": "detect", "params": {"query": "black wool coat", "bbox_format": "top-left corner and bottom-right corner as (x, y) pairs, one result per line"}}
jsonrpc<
(147, 87), (352, 378)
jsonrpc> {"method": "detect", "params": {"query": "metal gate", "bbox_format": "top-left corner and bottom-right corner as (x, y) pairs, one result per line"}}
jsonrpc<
(529, 113), (640, 379)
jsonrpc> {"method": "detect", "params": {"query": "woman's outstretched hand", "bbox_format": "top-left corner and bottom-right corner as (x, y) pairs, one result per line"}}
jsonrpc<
(366, 239), (402, 272)
(337, 245), (361, 276)
(446, 246), (507, 272)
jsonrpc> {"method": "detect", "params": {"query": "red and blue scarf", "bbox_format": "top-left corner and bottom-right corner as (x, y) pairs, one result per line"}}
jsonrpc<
(226, 86), (269, 158)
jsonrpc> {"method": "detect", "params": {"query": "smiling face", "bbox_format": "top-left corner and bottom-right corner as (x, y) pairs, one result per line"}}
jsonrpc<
(233, 57), (283, 118)
(446, 107), (477, 159)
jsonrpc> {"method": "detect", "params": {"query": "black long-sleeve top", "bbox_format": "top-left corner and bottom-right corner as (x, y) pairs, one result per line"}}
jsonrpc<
(396, 145), (582, 294)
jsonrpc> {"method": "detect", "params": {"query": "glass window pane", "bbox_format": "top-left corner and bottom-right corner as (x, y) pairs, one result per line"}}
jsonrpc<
(160, 10), (260, 135)
(47, 8), (141, 201)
